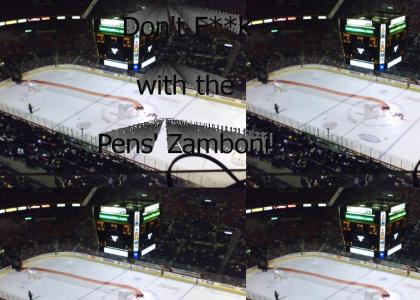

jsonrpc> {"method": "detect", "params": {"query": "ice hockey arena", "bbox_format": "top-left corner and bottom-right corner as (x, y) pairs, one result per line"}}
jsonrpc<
(0, 65), (246, 187)
(247, 65), (420, 171)
(247, 253), (420, 300)
(0, 253), (244, 300)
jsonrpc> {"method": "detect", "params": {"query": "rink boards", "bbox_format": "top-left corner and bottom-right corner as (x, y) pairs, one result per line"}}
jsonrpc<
(246, 252), (420, 300)
(247, 64), (420, 171)
(0, 252), (245, 300)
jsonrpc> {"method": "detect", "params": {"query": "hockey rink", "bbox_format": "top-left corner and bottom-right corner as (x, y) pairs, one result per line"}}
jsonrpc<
(0, 66), (246, 187)
(0, 255), (244, 300)
(246, 254), (420, 300)
(247, 67), (420, 170)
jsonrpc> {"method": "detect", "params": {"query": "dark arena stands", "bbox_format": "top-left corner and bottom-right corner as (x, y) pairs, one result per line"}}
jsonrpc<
(246, 0), (420, 189)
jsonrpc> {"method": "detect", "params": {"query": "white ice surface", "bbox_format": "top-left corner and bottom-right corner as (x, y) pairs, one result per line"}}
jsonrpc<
(247, 255), (420, 300)
(0, 256), (244, 300)
(247, 68), (420, 170)
(0, 67), (246, 186)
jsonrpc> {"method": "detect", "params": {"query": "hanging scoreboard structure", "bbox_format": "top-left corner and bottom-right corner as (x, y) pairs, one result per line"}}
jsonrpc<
(341, 202), (406, 259)
(94, 18), (158, 72)
(340, 15), (407, 71)
(95, 203), (160, 259)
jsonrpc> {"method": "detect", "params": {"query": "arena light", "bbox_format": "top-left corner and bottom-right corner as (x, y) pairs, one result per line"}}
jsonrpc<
(41, 204), (50, 208)
(72, 16), (81, 20)
(273, 205), (286, 209)
(273, 17), (287, 22)
(0, 209), (5, 214)
(287, 17), (296, 21)
(303, 16), (312, 20)
(350, 247), (374, 257)
(25, 29), (32, 33)
(57, 203), (66, 207)
(28, 18), (40, 22)
(224, 231), (233, 235)
(246, 209), (251, 214)
(0, 22), (5, 26)
(318, 16), (327, 20)
(287, 204), (296, 208)
(57, 16), (66, 20)
(18, 19), (27, 23)
(271, 29), (279, 33)
(5, 20), (17, 25)
(264, 19), (273, 23)
(271, 217), (278, 221)
(5, 208), (17, 213)
(25, 217), (33, 221)
(264, 206), (273, 211)
(303, 203), (312, 207)
(387, 243), (402, 256)
(41, 17), (50, 21)
(18, 206), (27, 211)
(318, 203), (327, 207)
(72, 203), (81, 207)
(29, 205), (40, 209)
(250, 20), (263, 25)
(251, 207), (263, 213)
(224, 43), (233, 47)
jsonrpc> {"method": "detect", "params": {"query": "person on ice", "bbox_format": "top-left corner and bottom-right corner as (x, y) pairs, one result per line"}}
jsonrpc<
(28, 103), (33, 114)
(28, 291), (33, 300)
(274, 103), (279, 114)
(274, 290), (279, 300)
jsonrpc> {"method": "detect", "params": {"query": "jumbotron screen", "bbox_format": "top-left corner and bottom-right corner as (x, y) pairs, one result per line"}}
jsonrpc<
(95, 19), (137, 70)
(95, 18), (157, 71)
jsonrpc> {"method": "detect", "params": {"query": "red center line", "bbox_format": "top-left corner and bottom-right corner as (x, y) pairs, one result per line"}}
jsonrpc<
(24, 267), (144, 297)
(269, 79), (390, 110)
(23, 79), (144, 110)
(278, 266), (390, 297)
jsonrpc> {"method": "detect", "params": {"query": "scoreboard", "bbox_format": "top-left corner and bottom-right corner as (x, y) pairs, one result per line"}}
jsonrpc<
(341, 15), (407, 71)
(341, 203), (406, 259)
(94, 19), (158, 72)
(95, 203), (160, 259)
